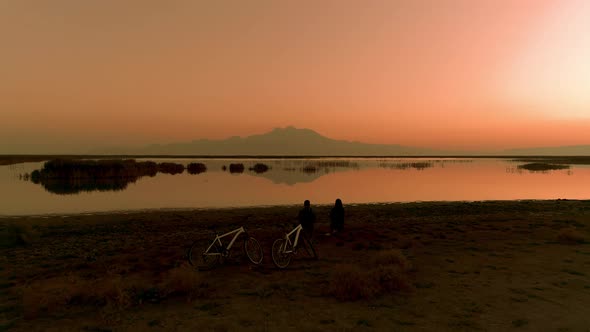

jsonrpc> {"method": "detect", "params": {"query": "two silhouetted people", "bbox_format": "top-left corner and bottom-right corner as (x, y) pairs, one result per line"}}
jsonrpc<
(297, 198), (345, 238)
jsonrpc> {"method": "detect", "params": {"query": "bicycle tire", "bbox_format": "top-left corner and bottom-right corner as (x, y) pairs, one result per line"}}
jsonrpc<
(301, 236), (318, 260)
(271, 238), (291, 269)
(188, 240), (220, 269)
(244, 237), (263, 265)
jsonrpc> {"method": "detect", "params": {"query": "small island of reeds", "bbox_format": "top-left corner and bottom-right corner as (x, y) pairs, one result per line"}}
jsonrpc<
(23, 159), (186, 194)
(517, 162), (570, 172)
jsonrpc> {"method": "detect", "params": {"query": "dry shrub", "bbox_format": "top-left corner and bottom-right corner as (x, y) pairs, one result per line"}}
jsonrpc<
(327, 265), (378, 301)
(22, 274), (149, 318)
(557, 228), (586, 244)
(22, 267), (209, 319)
(373, 266), (413, 293)
(1, 224), (39, 248)
(328, 250), (413, 302)
(372, 249), (412, 271)
(159, 264), (209, 301)
(89, 275), (132, 308)
(22, 275), (88, 318)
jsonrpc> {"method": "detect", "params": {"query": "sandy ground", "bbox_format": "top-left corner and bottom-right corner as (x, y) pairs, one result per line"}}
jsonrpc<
(1, 200), (590, 331)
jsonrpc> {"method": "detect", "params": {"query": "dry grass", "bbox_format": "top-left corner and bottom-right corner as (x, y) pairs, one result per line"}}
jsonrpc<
(22, 275), (136, 318)
(557, 228), (586, 244)
(0, 223), (39, 248)
(374, 266), (413, 293)
(22, 275), (87, 318)
(327, 265), (379, 301)
(372, 249), (412, 271)
(159, 264), (209, 301)
(21, 266), (209, 319)
(327, 250), (413, 301)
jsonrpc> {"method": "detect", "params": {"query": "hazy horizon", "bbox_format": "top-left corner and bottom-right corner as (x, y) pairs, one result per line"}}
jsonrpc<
(1, 125), (589, 155)
(2, 1), (589, 154)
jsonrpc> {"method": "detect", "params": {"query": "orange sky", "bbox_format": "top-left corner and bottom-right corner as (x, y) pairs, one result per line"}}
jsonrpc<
(1, 0), (589, 153)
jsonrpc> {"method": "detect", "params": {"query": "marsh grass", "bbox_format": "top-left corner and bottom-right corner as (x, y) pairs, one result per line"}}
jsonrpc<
(22, 159), (189, 194)
(249, 163), (269, 173)
(300, 165), (317, 173)
(157, 162), (185, 175)
(513, 157), (590, 165)
(228, 163), (245, 173)
(187, 163), (207, 174)
(517, 163), (569, 172)
(379, 162), (433, 170)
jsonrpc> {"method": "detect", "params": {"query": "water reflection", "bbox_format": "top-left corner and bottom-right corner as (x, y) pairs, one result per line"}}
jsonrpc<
(32, 177), (136, 195)
(20, 158), (463, 193)
(3, 158), (588, 215)
(378, 162), (433, 170)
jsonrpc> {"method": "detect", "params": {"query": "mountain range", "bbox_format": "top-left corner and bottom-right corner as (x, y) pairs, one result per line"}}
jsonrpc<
(95, 126), (590, 156)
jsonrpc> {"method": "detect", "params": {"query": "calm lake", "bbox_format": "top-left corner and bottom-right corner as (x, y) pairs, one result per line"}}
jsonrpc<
(1, 158), (589, 216)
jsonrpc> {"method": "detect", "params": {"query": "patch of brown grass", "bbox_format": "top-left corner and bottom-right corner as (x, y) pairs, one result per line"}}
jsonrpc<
(373, 266), (413, 293)
(89, 275), (133, 308)
(327, 265), (378, 301)
(327, 250), (413, 301)
(0, 223), (39, 248)
(372, 249), (412, 271)
(22, 274), (138, 318)
(159, 264), (209, 301)
(557, 228), (586, 244)
(22, 275), (86, 318)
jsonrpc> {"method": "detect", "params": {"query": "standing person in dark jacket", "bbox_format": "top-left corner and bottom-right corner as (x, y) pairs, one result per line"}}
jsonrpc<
(297, 200), (316, 240)
(330, 198), (345, 234)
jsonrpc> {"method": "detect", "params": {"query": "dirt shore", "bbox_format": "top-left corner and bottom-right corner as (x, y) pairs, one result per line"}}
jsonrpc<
(1, 200), (590, 331)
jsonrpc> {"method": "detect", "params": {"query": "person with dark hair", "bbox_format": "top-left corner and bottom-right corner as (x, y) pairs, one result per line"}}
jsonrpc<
(297, 199), (316, 240)
(329, 198), (345, 234)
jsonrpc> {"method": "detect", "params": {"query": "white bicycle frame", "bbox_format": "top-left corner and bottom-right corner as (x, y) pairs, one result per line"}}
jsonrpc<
(203, 226), (247, 257)
(282, 224), (303, 254)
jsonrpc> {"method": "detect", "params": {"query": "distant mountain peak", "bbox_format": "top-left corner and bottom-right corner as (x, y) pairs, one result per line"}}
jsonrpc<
(267, 126), (325, 138)
(95, 126), (441, 155)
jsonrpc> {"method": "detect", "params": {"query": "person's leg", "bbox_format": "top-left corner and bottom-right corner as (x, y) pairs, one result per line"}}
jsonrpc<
(302, 226), (318, 259)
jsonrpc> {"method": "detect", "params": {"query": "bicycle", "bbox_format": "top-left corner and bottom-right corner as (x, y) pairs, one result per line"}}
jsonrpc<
(188, 226), (263, 269)
(271, 224), (317, 269)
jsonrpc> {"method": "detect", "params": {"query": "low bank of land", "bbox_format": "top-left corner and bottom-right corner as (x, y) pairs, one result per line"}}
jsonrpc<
(1, 200), (590, 331)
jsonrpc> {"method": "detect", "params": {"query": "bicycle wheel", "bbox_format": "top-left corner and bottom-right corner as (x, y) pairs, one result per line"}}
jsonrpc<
(244, 237), (263, 265)
(271, 238), (291, 269)
(301, 236), (318, 260)
(188, 240), (220, 269)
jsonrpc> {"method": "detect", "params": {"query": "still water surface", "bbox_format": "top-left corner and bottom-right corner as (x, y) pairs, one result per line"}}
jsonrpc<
(0, 158), (588, 216)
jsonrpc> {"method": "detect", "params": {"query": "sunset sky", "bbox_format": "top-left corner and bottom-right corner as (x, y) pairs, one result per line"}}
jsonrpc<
(1, 0), (589, 153)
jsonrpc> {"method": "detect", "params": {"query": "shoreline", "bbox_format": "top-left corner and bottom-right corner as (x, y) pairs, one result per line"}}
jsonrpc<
(2, 198), (588, 219)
